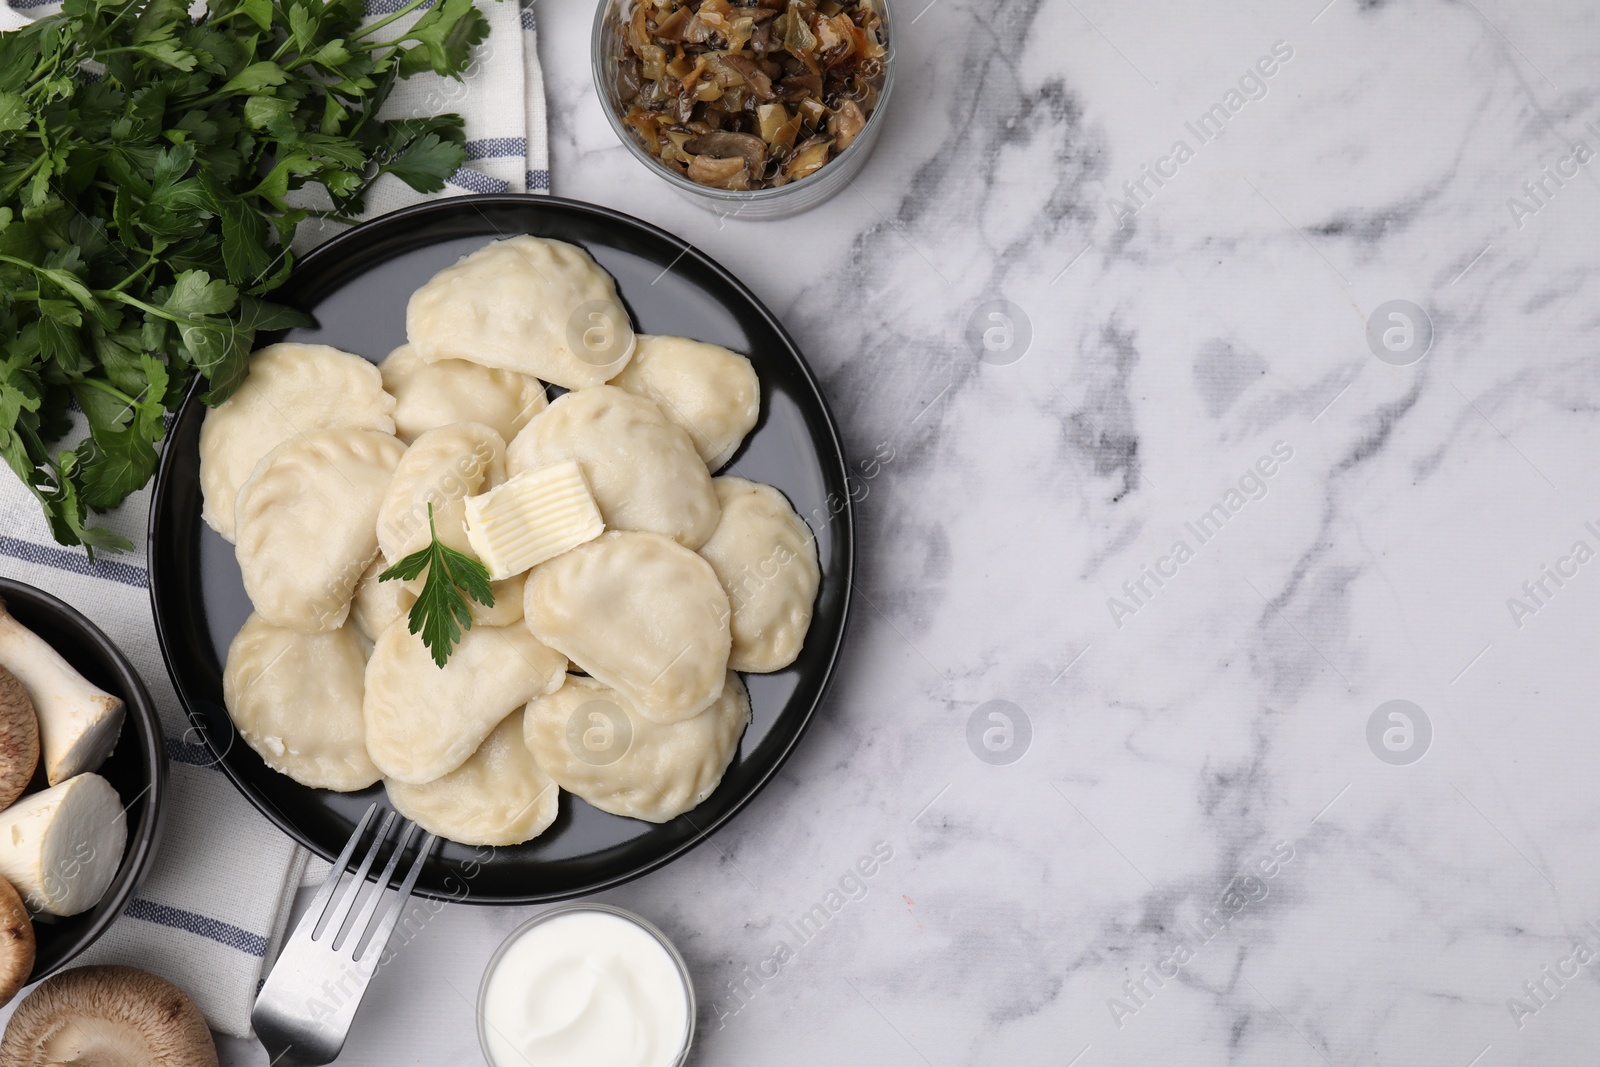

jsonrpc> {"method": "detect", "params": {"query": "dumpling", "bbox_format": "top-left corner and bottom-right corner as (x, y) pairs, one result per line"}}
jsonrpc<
(609, 335), (760, 470)
(364, 619), (567, 784)
(386, 711), (557, 846)
(524, 531), (730, 723)
(379, 343), (547, 444)
(376, 423), (506, 563)
(698, 478), (820, 672)
(350, 557), (415, 644)
(507, 386), (720, 549)
(406, 236), (635, 389)
(473, 574), (526, 628)
(235, 429), (404, 634)
(523, 672), (750, 823)
(199, 343), (395, 542)
(222, 614), (379, 791)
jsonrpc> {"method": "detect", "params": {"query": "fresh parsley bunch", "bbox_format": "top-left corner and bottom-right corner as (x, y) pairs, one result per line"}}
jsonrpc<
(0, 0), (494, 552)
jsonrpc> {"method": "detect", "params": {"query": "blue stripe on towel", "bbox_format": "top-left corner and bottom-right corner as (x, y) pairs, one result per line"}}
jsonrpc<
(465, 137), (526, 162)
(364, 0), (433, 13)
(526, 169), (550, 191)
(446, 168), (510, 195)
(125, 899), (269, 957)
(520, 2), (536, 32)
(0, 535), (148, 589)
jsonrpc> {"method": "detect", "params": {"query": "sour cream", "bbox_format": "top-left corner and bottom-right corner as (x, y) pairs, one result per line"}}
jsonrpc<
(479, 906), (693, 1067)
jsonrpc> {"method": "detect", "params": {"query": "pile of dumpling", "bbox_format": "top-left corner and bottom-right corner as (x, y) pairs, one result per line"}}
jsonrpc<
(200, 235), (821, 847)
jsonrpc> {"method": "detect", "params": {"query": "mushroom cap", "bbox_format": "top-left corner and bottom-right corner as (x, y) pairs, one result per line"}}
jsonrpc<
(0, 667), (40, 813)
(0, 877), (34, 1010)
(0, 965), (217, 1067)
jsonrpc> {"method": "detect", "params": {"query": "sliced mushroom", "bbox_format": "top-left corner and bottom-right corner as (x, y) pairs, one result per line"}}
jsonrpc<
(0, 596), (124, 786)
(685, 131), (768, 189)
(0, 773), (127, 917)
(0, 668), (39, 812)
(0, 877), (35, 1010)
(687, 154), (750, 189)
(829, 98), (867, 151)
(719, 53), (774, 100)
(0, 965), (218, 1067)
(784, 135), (833, 180)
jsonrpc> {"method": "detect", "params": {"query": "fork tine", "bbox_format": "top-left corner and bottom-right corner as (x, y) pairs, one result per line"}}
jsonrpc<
(356, 832), (438, 963)
(296, 802), (378, 940)
(338, 820), (418, 955)
(319, 810), (395, 943)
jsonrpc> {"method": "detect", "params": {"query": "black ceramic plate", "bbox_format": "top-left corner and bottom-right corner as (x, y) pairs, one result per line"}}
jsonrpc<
(149, 195), (852, 904)
(0, 578), (167, 978)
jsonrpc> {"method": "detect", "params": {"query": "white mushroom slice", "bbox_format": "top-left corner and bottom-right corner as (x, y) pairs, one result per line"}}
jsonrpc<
(350, 557), (416, 645)
(524, 531), (730, 724)
(385, 711), (557, 846)
(0, 773), (126, 916)
(379, 343), (547, 444)
(222, 615), (379, 792)
(0, 965), (218, 1066)
(507, 386), (720, 549)
(698, 477), (821, 672)
(198, 343), (394, 542)
(376, 422), (506, 564)
(523, 672), (750, 823)
(609, 335), (760, 470)
(364, 620), (567, 784)
(234, 428), (405, 634)
(406, 236), (636, 389)
(0, 598), (121, 786)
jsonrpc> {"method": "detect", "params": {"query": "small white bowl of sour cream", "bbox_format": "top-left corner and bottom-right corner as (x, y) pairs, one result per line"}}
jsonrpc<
(477, 904), (695, 1067)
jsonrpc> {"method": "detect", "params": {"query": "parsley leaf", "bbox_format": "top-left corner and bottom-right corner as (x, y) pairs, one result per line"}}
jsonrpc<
(378, 505), (495, 668)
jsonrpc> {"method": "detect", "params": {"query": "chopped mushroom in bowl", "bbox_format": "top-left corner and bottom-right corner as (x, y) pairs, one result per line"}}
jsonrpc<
(592, 0), (894, 219)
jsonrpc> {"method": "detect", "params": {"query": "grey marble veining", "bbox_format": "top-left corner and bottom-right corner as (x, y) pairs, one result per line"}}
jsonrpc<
(217, 0), (1600, 1063)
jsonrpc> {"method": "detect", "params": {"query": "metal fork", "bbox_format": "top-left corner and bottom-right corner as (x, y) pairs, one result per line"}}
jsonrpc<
(253, 804), (438, 1067)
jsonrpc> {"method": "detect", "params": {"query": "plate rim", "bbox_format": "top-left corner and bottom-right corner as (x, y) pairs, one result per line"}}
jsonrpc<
(147, 193), (855, 904)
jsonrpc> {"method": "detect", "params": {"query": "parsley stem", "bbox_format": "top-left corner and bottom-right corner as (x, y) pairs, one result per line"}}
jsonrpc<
(0, 154), (47, 202)
(75, 376), (140, 409)
(95, 290), (203, 327)
(348, 0), (432, 42)
(109, 257), (158, 293)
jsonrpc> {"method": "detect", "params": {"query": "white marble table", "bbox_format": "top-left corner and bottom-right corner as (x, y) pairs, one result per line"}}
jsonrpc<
(213, 0), (1600, 1062)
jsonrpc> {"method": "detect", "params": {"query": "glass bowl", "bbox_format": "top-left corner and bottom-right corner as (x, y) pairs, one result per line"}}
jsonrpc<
(591, 0), (896, 220)
(476, 903), (695, 1067)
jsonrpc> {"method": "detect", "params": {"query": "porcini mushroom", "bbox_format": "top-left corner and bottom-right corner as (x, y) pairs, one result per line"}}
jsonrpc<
(0, 877), (35, 1010)
(0, 668), (39, 812)
(0, 965), (218, 1067)
(0, 596), (124, 786)
(0, 773), (126, 917)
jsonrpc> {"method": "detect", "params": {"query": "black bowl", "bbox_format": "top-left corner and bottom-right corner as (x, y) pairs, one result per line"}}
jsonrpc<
(0, 578), (167, 979)
(148, 195), (854, 903)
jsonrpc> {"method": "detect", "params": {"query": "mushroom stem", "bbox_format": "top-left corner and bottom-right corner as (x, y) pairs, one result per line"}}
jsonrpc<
(0, 773), (127, 917)
(0, 596), (124, 786)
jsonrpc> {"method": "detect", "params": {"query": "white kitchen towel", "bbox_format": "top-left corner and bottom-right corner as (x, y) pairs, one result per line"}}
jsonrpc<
(0, 0), (547, 1039)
